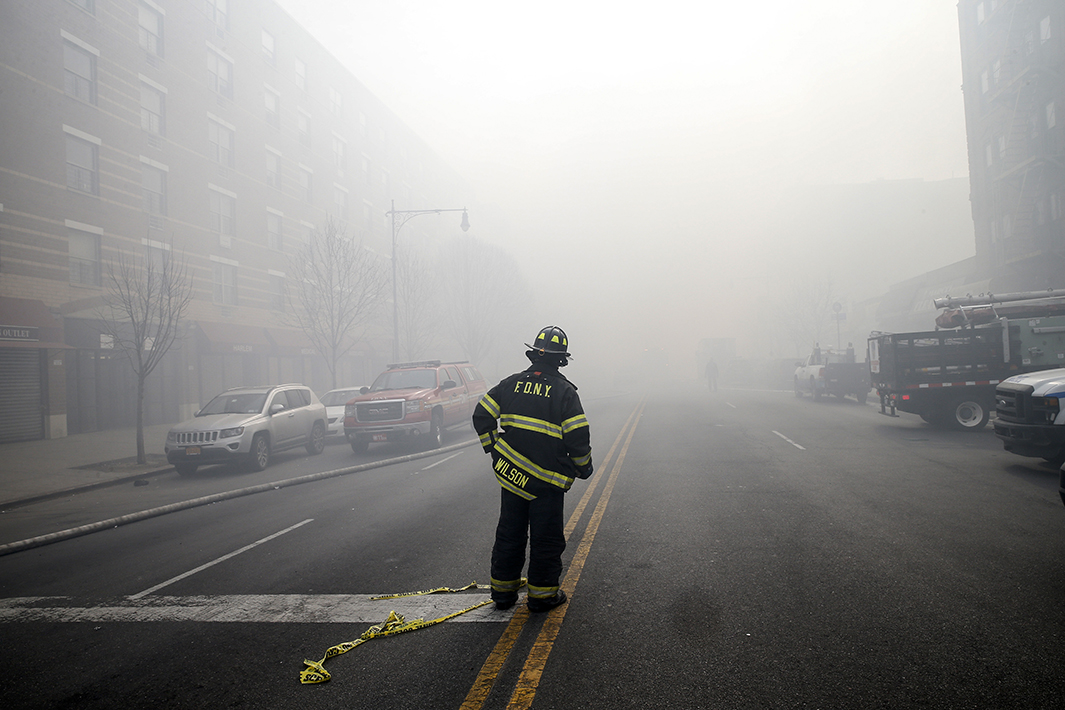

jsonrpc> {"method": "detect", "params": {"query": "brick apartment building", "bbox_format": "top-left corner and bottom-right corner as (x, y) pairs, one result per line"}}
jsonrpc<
(0, 0), (470, 442)
(959, 0), (1064, 286)
(874, 0), (1063, 331)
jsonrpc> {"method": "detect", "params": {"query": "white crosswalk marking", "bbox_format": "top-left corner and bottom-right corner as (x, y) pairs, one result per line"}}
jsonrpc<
(0, 594), (507, 623)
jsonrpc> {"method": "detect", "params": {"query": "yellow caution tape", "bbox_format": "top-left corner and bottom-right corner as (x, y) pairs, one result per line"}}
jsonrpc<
(370, 581), (486, 600)
(299, 579), (526, 685)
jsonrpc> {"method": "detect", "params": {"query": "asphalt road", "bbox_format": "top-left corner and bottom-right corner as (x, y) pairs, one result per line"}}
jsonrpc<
(2, 385), (1065, 709)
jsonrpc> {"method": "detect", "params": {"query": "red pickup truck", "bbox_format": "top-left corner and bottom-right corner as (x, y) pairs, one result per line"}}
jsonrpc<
(343, 360), (487, 453)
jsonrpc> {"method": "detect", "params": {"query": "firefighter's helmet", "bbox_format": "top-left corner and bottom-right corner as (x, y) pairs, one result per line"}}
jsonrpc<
(526, 325), (571, 357)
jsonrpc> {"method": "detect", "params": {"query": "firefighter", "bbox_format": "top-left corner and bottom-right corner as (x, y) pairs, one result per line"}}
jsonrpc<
(473, 325), (593, 612)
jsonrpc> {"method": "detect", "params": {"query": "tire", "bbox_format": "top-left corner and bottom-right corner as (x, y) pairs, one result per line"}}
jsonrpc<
(794, 378), (803, 398)
(939, 397), (990, 431)
(856, 391), (868, 405)
(306, 421), (326, 455)
(350, 438), (368, 454)
(174, 463), (197, 477)
(249, 433), (270, 471)
(426, 410), (443, 449)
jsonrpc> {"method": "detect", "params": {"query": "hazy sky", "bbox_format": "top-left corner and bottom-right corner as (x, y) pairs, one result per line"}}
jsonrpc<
(274, 0), (973, 376)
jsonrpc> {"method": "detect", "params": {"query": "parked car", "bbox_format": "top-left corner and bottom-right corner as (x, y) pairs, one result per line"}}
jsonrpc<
(320, 386), (367, 437)
(344, 360), (487, 453)
(165, 384), (327, 476)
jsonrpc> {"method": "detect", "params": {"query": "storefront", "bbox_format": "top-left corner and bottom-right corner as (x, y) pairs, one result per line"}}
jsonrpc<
(0, 298), (70, 442)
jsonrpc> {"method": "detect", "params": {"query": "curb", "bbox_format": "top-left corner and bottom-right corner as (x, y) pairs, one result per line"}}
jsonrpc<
(0, 438), (480, 557)
(0, 466), (175, 511)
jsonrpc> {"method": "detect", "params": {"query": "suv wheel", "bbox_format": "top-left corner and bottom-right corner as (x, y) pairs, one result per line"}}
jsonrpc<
(249, 433), (271, 471)
(306, 422), (326, 455)
(175, 463), (197, 477)
(426, 410), (443, 449)
(350, 438), (368, 454)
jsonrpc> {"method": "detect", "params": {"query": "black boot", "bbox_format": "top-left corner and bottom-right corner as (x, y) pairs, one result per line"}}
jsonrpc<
(527, 590), (567, 613)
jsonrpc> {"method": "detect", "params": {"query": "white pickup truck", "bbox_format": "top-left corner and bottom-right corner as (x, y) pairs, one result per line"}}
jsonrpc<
(794, 346), (870, 404)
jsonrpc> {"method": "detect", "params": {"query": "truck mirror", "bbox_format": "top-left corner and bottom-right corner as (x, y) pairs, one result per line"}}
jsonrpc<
(360, 386), (369, 395)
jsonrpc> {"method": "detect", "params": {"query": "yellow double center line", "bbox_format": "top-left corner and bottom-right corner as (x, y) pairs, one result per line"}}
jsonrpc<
(460, 400), (645, 710)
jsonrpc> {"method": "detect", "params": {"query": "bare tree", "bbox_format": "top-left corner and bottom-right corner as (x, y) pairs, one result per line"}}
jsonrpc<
(99, 243), (192, 464)
(395, 246), (441, 361)
(438, 234), (532, 366)
(289, 218), (388, 389)
(779, 275), (838, 357)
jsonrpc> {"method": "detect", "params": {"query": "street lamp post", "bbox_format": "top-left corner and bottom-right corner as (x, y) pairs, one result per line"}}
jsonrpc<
(386, 199), (469, 361)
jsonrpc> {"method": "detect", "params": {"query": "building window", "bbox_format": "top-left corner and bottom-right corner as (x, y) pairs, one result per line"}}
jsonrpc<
(992, 59), (1001, 85)
(140, 82), (165, 135)
(269, 274), (285, 311)
(207, 49), (233, 99)
(267, 210), (283, 250)
(69, 229), (100, 286)
(1024, 30), (1035, 56)
(334, 185), (347, 220)
(295, 58), (306, 90)
(362, 155), (370, 184)
(63, 41), (96, 104)
(976, 2), (986, 24)
(212, 262), (238, 305)
(298, 111), (310, 147)
(997, 134), (1007, 160)
(266, 149), (280, 187)
(142, 164), (167, 215)
(206, 0), (227, 30)
(329, 86), (342, 116)
(1041, 16), (1052, 44)
(70, 0), (95, 12)
(980, 69), (989, 94)
(146, 240), (170, 272)
(66, 134), (98, 194)
(984, 141), (993, 168)
(299, 167), (312, 203)
(208, 119), (234, 167)
(1048, 101), (1057, 130)
(209, 190), (235, 245)
(138, 2), (164, 57)
(265, 87), (280, 127)
(262, 29), (275, 64)
(332, 136), (345, 174)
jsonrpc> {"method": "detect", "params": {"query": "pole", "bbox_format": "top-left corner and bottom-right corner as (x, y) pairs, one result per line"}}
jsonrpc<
(391, 199), (398, 362)
(386, 202), (469, 363)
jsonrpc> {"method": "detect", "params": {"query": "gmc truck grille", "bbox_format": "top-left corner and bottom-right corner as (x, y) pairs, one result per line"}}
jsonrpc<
(356, 400), (404, 423)
(175, 430), (219, 444)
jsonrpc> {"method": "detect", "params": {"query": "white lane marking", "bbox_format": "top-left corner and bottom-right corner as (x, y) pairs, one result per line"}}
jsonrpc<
(725, 402), (737, 409)
(420, 451), (463, 471)
(772, 431), (806, 450)
(128, 519), (314, 600)
(0, 594), (505, 623)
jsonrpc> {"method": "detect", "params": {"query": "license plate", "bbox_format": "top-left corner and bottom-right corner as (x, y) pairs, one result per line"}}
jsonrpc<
(186, 446), (201, 455)
(372, 434), (388, 442)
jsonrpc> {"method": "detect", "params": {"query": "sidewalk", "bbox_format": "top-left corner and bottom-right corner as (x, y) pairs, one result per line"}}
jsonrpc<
(0, 423), (175, 508)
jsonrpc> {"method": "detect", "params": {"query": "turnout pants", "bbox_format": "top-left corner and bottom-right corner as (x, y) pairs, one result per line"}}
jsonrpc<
(490, 486), (566, 603)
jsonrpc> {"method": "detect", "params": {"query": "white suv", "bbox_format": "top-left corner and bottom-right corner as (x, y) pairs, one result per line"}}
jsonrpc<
(165, 384), (327, 476)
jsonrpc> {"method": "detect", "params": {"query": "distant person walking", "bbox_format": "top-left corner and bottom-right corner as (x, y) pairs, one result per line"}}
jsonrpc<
(705, 358), (719, 392)
(472, 325), (593, 613)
